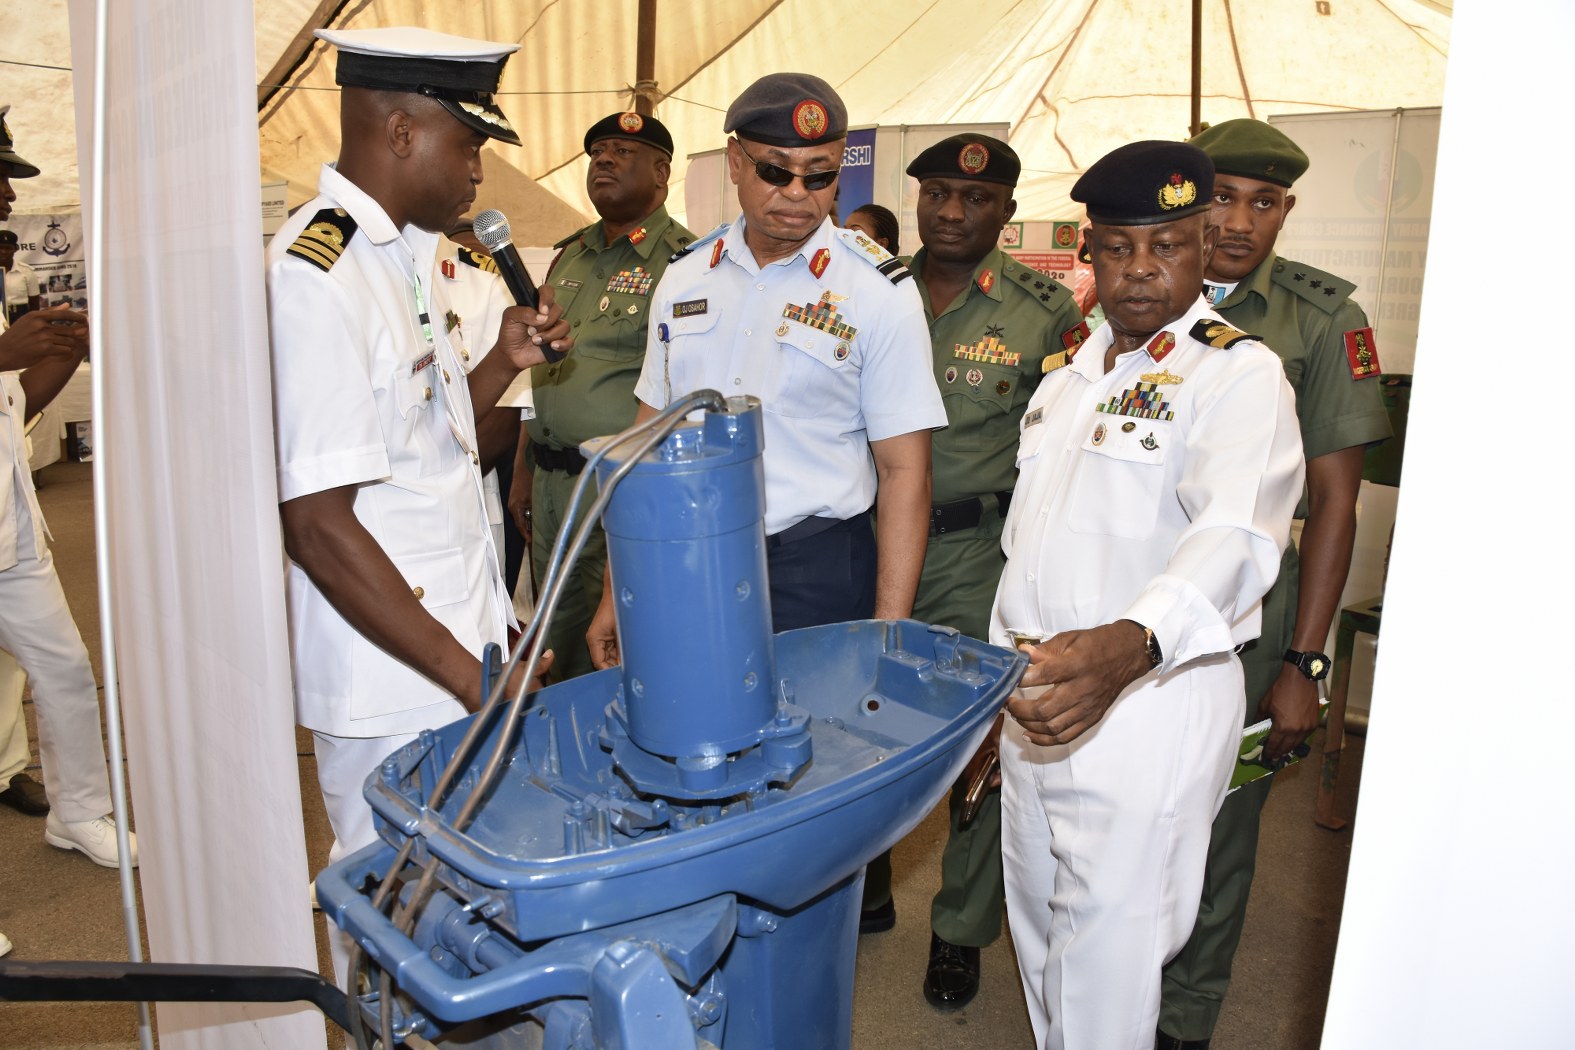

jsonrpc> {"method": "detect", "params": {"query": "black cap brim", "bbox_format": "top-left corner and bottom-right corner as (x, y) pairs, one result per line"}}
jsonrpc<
(0, 148), (40, 179)
(434, 96), (520, 147)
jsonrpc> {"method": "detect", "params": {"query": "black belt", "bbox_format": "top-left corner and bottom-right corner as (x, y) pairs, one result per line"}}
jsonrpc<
(531, 443), (587, 475)
(929, 492), (1012, 536)
(767, 509), (871, 552)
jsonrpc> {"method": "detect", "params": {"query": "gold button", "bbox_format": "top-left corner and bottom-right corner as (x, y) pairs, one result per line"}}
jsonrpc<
(424, 387), (433, 401)
(443, 369), (451, 383)
(470, 451), (479, 464)
(460, 349), (470, 361)
(412, 586), (425, 600)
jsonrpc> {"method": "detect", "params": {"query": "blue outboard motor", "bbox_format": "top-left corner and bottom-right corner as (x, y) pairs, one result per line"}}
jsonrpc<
(316, 396), (1023, 1049)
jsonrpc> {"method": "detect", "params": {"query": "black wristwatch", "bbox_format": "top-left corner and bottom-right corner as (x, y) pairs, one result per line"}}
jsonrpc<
(1284, 648), (1331, 681)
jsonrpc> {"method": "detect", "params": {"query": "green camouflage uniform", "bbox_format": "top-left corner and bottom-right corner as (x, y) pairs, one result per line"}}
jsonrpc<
(527, 205), (693, 679)
(1159, 254), (1392, 1037)
(864, 247), (1084, 935)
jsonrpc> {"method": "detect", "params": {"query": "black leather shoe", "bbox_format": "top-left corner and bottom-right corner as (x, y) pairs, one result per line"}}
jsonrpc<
(858, 898), (896, 935)
(0, 773), (50, 816)
(922, 932), (980, 1009)
(1155, 1029), (1211, 1050)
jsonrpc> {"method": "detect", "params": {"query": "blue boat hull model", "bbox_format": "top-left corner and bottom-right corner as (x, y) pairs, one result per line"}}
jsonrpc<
(311, 395), (1026, 1049)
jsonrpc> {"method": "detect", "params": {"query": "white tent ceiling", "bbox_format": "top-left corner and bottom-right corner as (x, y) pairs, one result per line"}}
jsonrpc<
(5, 0), (1450, 240)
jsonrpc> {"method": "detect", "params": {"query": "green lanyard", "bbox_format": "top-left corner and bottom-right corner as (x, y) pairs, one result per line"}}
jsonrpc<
(412, 273), (436, 350)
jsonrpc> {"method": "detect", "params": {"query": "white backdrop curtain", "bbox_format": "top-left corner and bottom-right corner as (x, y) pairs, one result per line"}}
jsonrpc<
(67, 0), (324, 1045)
(1319, 1), (1574, 1045)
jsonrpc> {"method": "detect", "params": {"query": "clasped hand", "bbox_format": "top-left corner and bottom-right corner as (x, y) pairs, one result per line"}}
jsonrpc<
(1006, 620), (1154, 746)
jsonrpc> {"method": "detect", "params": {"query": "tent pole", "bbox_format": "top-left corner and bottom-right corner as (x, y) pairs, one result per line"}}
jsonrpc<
(1190, 0), (1202, 135)
(83, 0), (155, 1047)
(635, 0), (657, 115)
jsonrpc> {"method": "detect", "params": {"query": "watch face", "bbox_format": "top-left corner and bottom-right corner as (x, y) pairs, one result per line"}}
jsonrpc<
(1308, 656), (1328, 678)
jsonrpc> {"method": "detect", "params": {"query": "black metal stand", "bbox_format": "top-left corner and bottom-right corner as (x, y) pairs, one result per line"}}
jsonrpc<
(0, 960), (353, 1033)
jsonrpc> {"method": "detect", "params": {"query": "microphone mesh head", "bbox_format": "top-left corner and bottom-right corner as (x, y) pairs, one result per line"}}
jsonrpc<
(472, 209), (512, 251)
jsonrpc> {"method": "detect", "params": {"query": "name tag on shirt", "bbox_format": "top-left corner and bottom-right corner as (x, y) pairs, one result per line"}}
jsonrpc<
(673, 298), (708, 317)
(411, 351), (436, 376)
(1024, 407), (1044, 428)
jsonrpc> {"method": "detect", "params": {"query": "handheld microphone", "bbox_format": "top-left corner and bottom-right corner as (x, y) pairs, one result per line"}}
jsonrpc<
(473, 209), (563, 362)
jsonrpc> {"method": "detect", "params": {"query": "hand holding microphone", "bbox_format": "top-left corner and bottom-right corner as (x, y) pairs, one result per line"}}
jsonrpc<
(473, 209), (567, 363)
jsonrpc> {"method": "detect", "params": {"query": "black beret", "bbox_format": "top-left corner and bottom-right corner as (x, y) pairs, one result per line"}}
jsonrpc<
(724, 73), (846, 148)
(1072, 141), (1214, 226)
(1189, 118), (1309, 188)
(906, 134), (1020, 187)
(584, 112), (674, 158)
(317, 27), (522, 147)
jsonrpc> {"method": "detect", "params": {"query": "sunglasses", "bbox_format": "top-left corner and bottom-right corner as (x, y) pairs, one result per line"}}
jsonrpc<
(733, 138), (840, 192)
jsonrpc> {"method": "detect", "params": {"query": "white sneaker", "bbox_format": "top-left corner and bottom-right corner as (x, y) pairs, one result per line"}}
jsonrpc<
(0, 931), (12, 957)
(45, 813), (139, 868)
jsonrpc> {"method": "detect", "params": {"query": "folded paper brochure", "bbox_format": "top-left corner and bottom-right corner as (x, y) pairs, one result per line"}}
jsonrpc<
(1229, 699), (1329, 791)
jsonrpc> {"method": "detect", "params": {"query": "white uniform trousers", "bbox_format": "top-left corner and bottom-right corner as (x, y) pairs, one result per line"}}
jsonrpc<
(0, 651), (30, 782)
(313, 708), (463, 989)
(1000, 654), (1243, 1050)
(0, 542), (111, 822)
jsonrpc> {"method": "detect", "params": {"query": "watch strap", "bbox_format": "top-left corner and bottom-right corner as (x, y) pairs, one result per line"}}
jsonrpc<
(1284, 647), (1331, 681)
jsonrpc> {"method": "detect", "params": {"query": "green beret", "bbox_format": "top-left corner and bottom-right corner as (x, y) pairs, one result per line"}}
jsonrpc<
(724, 73), (847, 148)
(584, 112), (674, 158)
(1072, 141), (1214, 226)
(1189, 118), (1308, 188)
(906, 134), (1020, 187)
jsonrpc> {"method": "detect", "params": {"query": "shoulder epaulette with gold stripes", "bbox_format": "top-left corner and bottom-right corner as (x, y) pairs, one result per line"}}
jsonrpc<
(459, 248), (498, 274)
(1189, 319), (1256, 350)
(286, 208), (357, 272)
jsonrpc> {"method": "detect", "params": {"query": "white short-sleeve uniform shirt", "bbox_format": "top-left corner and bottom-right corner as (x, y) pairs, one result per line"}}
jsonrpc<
(634, 217), (945, 536)
(267, 165), (510, 738)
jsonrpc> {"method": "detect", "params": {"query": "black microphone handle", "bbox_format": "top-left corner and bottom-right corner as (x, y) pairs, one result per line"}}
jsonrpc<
(490, 242), (538, 308)
(489, 242), (564, 363)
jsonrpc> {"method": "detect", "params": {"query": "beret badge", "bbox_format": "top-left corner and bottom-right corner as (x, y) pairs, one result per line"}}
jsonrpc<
(958, 142), (990, 175)
(1158, 172), (1197, 211)
(618, 112), (645, 133)
(792, 99), (829, 140)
